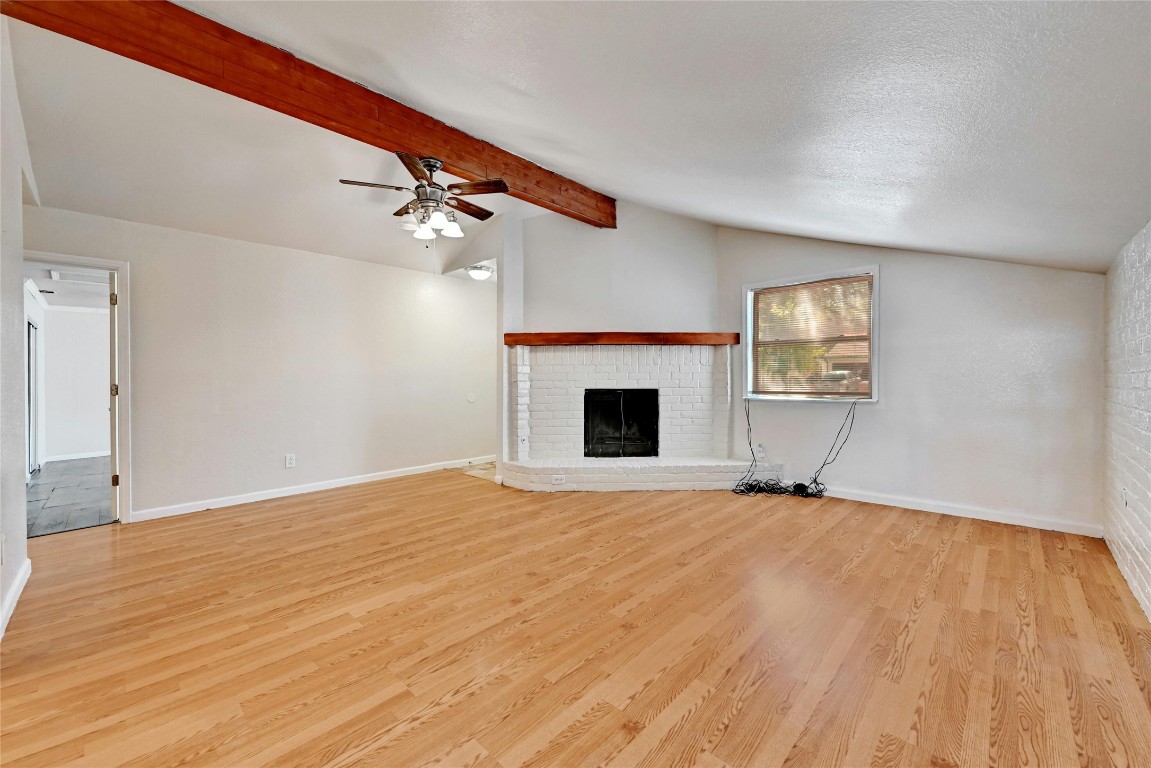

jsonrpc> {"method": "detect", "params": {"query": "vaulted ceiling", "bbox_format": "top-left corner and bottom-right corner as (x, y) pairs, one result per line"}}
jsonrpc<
(8, 20), (538, 274)
(11, 2), (1151, 273)
(177, 0), (1151, 272)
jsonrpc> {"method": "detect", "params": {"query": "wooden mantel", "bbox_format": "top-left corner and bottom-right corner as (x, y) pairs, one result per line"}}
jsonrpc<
(504, 332), (740, 346)
(0, 0), (616, 228)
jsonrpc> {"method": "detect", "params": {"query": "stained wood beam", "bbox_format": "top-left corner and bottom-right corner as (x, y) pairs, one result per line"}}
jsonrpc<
(0, 0), (617, 228)
(504, 332), (740, 346)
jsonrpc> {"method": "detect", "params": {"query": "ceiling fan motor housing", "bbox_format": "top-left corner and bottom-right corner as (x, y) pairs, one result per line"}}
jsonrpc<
(414, 182), (448, 213)
(418, 157), (444, 176)
(340, 152), (502, 223)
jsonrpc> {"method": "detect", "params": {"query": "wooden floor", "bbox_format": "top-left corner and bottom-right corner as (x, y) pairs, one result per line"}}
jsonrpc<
(3, 472), (1149, 767)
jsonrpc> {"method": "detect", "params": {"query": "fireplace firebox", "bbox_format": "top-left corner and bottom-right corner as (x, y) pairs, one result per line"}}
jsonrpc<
(584, 389), (659, 457)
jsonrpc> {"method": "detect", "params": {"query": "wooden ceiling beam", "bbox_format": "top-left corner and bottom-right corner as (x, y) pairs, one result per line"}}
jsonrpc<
(0, 0), (617, 228)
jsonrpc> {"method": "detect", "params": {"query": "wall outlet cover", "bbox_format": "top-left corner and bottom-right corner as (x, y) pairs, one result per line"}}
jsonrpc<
(551, 474), (566, 485)
(762, 463), (784, 480)
(285, 453), (296, 469)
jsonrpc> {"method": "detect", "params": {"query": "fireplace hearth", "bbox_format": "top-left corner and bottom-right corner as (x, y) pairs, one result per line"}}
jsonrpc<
(502, 340), (747, 491)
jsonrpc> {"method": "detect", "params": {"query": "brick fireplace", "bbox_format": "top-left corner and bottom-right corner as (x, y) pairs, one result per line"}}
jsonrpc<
(501, 333), (749, 491)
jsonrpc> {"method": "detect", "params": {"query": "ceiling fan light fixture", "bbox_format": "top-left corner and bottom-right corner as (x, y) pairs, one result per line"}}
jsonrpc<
(465, 265), (494, 281)
(440, 214), (464, 238)
(427, 209), (449, 230)
(343, 153), (508, 244)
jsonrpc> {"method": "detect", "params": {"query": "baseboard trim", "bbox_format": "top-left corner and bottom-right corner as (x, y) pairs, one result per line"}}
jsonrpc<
(829, 486), (1103, 537)
(1, 558), (32, 639)
(45, 451), (111, 462)
(1103, 532), (1151, 623)
(129, 455), (497, 523)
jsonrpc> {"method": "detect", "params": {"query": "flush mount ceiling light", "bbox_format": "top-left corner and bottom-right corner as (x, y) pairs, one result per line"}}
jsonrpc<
(340, 152), (510, 242)
(465, 265), (494, 281)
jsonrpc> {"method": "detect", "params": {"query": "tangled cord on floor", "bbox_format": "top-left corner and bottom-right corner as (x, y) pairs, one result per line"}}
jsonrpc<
(733, 398), (860, 498)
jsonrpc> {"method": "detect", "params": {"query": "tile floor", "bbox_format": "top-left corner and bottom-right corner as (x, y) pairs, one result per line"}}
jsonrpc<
(26, 456), (115, 538)
(448, 461), (498, 482)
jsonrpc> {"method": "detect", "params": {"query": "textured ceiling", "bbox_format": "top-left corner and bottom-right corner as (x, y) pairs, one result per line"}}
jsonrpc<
(8, 21), (536, 274)
(176, 0), (1151, 272)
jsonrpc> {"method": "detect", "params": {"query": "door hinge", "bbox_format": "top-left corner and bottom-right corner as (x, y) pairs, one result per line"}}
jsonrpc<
(110, 383), (119, 397)
(109, 292), (118, 306)
(111, 474), (120, 487)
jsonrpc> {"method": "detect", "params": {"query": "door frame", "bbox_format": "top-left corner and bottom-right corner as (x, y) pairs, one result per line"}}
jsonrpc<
(25, 318), (39, 478)
(24, 250), (133, 523)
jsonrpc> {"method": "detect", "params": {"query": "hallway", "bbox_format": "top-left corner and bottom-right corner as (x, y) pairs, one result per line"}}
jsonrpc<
(26, 456), (113, 537)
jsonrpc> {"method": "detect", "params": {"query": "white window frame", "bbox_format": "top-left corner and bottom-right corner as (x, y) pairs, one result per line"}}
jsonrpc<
(743, 265), (880, 403)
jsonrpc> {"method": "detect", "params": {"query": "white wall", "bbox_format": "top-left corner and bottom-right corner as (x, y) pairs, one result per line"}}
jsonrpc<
(1105, 222), (1151, 620)
(1, 19), (34, 637)
(42, 308), (109, 460)
(718, 228), (1106, 535)
(523, 201), (719, 332)
(24, 206), (497, 516)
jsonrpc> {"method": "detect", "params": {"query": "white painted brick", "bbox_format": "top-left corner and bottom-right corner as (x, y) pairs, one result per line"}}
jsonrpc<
(511, 343), (737, 463)
(1105, 221), (1151, 622)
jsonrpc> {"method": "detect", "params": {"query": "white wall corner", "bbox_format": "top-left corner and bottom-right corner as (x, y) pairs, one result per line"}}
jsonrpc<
(1102, 220), (1151, 621)
(497, 214), (525, 481)
(1, 557), (32, 639)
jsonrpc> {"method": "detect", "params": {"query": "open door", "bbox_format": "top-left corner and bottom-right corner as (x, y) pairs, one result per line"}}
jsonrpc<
(109, 272), (120, 522)
(26, 320), (39, 477)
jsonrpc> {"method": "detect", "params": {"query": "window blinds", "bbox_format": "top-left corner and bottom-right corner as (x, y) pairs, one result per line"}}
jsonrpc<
(751, 274), (873, 398)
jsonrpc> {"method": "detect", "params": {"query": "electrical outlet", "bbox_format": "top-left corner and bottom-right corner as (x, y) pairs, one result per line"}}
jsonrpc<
(285, 453), (296, 469)
(551, 474), (566, 486)
(754, 444), (766, 459)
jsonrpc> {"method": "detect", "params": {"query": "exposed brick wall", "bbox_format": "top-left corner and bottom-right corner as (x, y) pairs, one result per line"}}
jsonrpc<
(1105, 222), (1151, 621)
(514, 345), (731, 460)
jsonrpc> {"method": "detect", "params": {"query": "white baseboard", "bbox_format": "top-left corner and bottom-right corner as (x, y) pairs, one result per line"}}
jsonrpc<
(1, 558), (32, 639)
(829, 486), (1103, 538)
(129, 455), (497, 523)
(45, 450), (111, 462)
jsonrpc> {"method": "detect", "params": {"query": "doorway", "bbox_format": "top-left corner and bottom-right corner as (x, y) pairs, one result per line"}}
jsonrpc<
(23, 253), (130, 535)
(26, 320), (39, 477)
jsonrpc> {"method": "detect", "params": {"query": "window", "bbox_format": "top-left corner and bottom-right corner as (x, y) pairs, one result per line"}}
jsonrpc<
(745, 268), (877, 401)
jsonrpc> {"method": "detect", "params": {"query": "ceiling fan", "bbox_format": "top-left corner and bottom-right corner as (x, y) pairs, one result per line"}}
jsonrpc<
(340, 152), (509, 240)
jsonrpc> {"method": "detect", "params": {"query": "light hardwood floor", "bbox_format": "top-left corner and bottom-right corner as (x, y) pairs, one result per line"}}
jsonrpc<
(2, 471), (1149, 767)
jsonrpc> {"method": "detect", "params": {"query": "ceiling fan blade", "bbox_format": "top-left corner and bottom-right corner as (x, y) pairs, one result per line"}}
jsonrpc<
(339, 179), (409, 192)
(392, 203), (413, 217)
(445, 179), (509, 196)
(396, 152), (432, 184)
(446, 197), (495, 221)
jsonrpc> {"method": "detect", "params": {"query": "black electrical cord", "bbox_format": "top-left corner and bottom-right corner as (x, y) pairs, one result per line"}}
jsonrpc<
(733, 397), (860, 498)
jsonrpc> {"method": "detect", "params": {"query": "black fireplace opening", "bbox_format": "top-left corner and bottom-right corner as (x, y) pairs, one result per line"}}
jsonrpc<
(584, 389), (659, 458)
